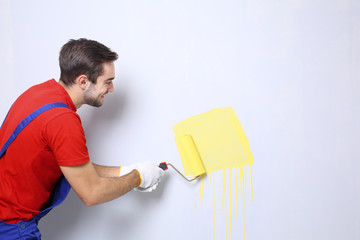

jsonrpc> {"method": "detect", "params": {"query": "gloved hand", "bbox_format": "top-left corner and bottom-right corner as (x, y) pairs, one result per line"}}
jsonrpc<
(134, 179), (161, 192)
(119, 162), (164, 191)
(119, 164), (136, 177)
(133, 161), (164, 189)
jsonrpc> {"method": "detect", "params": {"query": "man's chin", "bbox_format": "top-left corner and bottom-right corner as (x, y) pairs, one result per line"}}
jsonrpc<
(86, 100), (103, 107)
(84, 95), (105, 107)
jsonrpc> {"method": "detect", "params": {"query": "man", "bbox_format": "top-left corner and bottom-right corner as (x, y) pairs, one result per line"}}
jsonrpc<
(0, 38), (164, 239)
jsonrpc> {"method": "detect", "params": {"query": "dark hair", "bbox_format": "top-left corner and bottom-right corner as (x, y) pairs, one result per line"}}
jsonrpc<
(59, 38), (118, 85)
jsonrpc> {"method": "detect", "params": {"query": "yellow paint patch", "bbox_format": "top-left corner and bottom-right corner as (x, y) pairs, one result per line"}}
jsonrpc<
(173, 107), (253, 175)
(173, 107), (254, 239)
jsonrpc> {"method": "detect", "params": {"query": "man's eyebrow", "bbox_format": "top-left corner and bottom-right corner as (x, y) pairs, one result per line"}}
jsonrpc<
(106, 77), (115, 81)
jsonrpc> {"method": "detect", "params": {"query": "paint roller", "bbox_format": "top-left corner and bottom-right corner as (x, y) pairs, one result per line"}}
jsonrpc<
(159, 134), (206, 182)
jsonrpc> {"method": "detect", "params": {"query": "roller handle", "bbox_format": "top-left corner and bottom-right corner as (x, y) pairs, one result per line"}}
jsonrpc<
(159, 162), (168, 171)
(158, 162), (200, 182)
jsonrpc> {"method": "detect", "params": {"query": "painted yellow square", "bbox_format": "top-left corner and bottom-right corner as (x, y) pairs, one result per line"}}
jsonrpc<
(173, 107), (253, 176)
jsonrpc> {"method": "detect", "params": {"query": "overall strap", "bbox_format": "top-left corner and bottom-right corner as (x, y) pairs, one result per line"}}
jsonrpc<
(0, 102), (72, 239)
(0, 102), (70, 158)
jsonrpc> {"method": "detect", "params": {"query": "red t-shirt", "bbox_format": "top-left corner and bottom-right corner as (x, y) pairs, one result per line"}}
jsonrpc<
(0, 79), (90, 224)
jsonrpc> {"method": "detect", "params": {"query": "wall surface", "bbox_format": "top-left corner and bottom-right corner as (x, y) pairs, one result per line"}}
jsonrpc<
(0, 0), (359, 239)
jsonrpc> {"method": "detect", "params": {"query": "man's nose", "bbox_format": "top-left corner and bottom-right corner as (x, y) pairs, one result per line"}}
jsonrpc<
(108, 82), (114, 92)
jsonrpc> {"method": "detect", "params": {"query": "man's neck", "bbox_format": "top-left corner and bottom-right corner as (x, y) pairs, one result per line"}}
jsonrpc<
(58, 80), (83, 109)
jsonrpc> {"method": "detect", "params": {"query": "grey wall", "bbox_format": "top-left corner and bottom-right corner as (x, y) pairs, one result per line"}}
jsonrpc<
(0, 0), (359, 239)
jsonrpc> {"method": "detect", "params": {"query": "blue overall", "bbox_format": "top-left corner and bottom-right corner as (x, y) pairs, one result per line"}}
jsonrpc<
(0, 103), (72, 240)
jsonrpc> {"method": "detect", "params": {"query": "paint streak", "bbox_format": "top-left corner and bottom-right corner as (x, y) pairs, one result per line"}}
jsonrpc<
(195, 193), (196, 209)
(223, 170), (227, 240)
(235, 167), (238, 219)
(229, 169), (233, 240)
(174, 107), (254, 239)
(199, 166), (253, 240)
(251, 165), (253, 201)
(242, 166), (246, 240)
(200, 175), (202, 208)
(212, 172), (215, 240)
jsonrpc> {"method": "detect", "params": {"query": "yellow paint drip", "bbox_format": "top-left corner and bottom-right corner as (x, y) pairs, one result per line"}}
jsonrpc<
(174, 107), (254, 239)
(197, 166), (252, 240)
(195, 193), (196, 209)
(202, 175), (204, 202)
(223, 170), (227, 240)
(212, 172), (215, 240)
(229, 169), (233, 240)
(245, 165), (247, 187)
(200, 175), (202, 207)
(235, 167), (238, 219)
(242, 167), (246, 240)
(250, 165), (253, 201)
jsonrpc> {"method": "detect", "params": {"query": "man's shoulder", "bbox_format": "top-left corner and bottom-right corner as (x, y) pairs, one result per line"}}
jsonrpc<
(12, 79), (74, 117)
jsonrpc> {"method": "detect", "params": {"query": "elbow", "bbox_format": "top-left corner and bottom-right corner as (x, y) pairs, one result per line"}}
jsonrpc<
(78, 191), (102, 207)
(81, 196), (101, 207)
(83, 198), (97, 207)
(85, 202), (97, 207)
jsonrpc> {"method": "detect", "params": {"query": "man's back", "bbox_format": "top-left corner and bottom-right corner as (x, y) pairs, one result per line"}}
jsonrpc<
(0, 79), (89, 223)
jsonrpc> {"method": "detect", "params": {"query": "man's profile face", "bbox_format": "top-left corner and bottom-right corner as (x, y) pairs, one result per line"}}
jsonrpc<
(84, 62), (115, 107)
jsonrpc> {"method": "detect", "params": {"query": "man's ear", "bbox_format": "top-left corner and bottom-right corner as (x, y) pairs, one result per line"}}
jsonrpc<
(75, 75), (89, 90)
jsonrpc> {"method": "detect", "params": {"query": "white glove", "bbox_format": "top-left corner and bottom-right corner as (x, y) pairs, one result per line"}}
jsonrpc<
(119, 164), (136, 177)
(133, 161), (164, 189)
(134, 179), (161, 192)
(119, 162), (164, 190)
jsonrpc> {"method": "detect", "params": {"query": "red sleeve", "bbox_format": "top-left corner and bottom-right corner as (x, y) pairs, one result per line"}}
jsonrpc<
(43, 111), (90, 166)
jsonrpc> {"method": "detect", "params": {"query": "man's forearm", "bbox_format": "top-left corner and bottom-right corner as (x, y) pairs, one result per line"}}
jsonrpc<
(93, 163), (120, 177)
(61, 162), (141, 207)
(86, 170), (140, 206)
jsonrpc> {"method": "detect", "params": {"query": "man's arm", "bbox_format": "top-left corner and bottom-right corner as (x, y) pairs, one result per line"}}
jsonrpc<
(60, 162), (140, 207)
(93, 163), (120, 177)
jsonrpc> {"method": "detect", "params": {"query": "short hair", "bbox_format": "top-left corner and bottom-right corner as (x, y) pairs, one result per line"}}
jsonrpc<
(59, 38), (118, 86)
